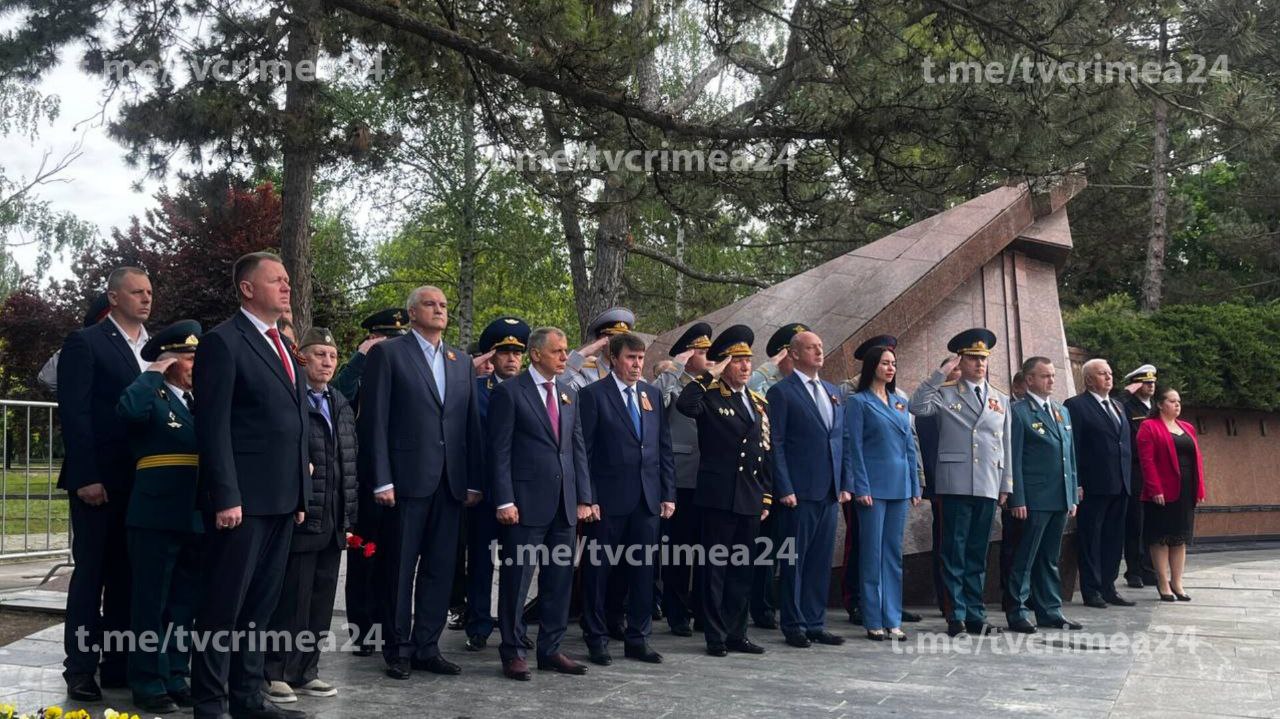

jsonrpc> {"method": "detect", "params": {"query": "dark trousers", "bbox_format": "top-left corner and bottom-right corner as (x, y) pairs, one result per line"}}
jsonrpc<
(64, 493), (132, 683)
(344, 495), (382, 648)
(377, 483), (462, 663)
(498, 505), (574, 662)
(583, 504), (660, 651)
(464, 499), (500, 639)
(936, 494), (996, 624)
(777, 499), (839, 636)
(700, 507), (761, 646)
(998, 508), (1026, 615)
(191, 514), (293, 718)
(1005, 510), (1068, 625)
(749, 507), (778, 622)
(1076, 492), (1128, 599)
(127, 527), (200, 700)
(661, 487), (702, 628)
(1122, 490), (1155, 582)
(929, 497), (946, 614)
(840, 500), (860, 614)
(264, 544), (342, 685)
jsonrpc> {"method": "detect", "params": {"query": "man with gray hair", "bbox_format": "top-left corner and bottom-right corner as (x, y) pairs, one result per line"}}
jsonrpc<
(357, 285), (484, 680)
(1063, 359), (1134, 609)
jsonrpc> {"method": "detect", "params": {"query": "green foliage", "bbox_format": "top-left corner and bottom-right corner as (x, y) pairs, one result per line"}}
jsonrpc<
(1064, 296), (1280, 410)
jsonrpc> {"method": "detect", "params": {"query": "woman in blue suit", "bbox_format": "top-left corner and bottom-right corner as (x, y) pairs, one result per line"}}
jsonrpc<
(844, 343), (921, 640)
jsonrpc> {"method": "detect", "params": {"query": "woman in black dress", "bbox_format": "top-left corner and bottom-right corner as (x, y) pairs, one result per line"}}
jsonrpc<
(1135, 388), (1206, 602)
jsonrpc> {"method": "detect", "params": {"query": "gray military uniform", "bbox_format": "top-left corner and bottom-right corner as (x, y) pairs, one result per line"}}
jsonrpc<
(909, 371), (1013, 499)
(563, 350), (610, 392)
(654, 364), (700, 489)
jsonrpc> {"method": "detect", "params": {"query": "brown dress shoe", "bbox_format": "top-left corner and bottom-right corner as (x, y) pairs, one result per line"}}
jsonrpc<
(536, 652), (588, 675)
(502, 657), (531, 681)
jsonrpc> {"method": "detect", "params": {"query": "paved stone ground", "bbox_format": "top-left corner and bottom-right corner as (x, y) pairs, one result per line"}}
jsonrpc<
(2, 548), (1278, 718)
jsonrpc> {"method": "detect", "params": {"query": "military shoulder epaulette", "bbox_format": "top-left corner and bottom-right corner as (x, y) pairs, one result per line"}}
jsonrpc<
(749, 389), (767, 404)
(941, 380), (958, 387)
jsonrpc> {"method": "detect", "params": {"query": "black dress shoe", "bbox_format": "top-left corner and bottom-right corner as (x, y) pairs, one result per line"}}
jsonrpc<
(66, 675), (103, 702)
(865, 630), (885, 641)
(1007, 619), (1037, 634)
(1125, 576), (1144, 589)
(503, 657), (532, 681)
(384, 659), (411, 680)
(1174, 592), (1192, 602)
(135, 694), (180, 714)
(945, 621), (967, 637)
(846, 608), (864, 626)
(607, 624), (627, 642)
(901, 610), (923, 623)
(1039, 617), (1083, 630)
(965, 622), (1002, 636)
(725, 637), (765, 654)
(624, 644), (663, 663)
(784, 633), (812, 648)
(1082, 595), (1108, 608)
(706, 643), (728, 657)
(465, 635), (488, 651)
(1103, 593), (1136, 607)
(169, 686), (195, 708)
(753, 615), (778, 630)
(588, 648), (613, 666)
(806, 630), (845, 646)
(536, 652), (588, 675)
(230, 705), (308, 719)
(412, 655), (462, 675)
(669, 623), (693, 637)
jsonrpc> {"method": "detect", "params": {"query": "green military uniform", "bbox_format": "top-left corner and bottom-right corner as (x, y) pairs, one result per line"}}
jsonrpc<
(1006, 396), (1078, 627)
(117, 321), (203, 707)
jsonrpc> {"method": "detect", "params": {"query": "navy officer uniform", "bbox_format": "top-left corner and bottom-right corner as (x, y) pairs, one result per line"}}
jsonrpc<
(117, 321), (203, 714)
(1120, 364), (1159, 588)
(676, 325), (773, 656)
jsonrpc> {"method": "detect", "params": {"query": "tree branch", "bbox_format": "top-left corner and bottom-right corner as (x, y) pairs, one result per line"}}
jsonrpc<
(626, 241), (770, 288)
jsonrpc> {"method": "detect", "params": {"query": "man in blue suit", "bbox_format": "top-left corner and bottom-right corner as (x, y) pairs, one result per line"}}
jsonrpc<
(489, 327), (595, 681)
(766, 330), (851, 647)
(464, 316), (529, 651)
(357, 285), (485, 680)
(580, 333), (676, 665)
(57, 267), (151, 701)
(1062, 358), (1134, 608)
(191, 252), (309, 719)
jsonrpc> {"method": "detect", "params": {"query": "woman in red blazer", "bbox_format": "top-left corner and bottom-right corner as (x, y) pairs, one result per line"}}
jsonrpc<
(1135, 388), (1206, 603)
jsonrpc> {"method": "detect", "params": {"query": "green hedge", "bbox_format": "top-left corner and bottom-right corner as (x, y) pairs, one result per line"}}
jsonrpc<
(1063, 296), (1280, 411)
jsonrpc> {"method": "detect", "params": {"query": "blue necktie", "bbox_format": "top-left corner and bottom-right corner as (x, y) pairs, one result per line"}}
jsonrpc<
(625, 387), (642, 439)
(309, 389), (332, 434)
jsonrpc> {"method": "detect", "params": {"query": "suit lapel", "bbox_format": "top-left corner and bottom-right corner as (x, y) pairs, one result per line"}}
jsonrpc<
(556, 379), (572, 443)
(166, 386), (195, 425)
(404, 334), (444, 408)
(866, 390), (903, 433)
(958, 382), (983, 417)
(1032, 400), (1061, 440)
(441, 340), (463, 410)
(99, 319), (142, 376)
(520, 372), (557, 443)
(234, 312), (295, 397)
(602, 379), (640, 441)
(788, 374), (828, 430)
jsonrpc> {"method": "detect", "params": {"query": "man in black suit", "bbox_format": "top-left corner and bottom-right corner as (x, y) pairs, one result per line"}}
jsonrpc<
(357, 285), (484, 680)
(579, 333), (676, 665)
(676, 325), (773, 657)
(1062, 359), (1134, 609)
(190, 251), (309, 719)
(56, 267), (152, 701)
(489, 327), (594, 681)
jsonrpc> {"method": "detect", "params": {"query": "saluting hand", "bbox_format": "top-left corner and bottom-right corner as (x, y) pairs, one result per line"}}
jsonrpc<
(145, 357), (178, 374)
(941, 354), (962, 376)
(472, 350), (495, 371)
(770, 348), (788, 367)
(579, 336), (608, 359)
(357, 334), (387, 355)
(707, 356), (731, 378)
(673, 349), (695, 366)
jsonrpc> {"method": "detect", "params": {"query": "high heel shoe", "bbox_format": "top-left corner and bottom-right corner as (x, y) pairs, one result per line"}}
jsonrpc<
(1172, 591), (1191, 601)
(1158, 593), (1176, 602)
(866, 630), (886, 641)
(887, 629), (907, 641)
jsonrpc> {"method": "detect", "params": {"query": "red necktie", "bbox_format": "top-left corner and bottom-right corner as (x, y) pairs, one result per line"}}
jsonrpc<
(265, 327), (296, 384)
(544, 381), (560, 443)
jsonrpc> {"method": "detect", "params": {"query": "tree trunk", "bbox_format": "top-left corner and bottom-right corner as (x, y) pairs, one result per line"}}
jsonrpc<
(1141, 19), (1170, 313)
(280, 0), (323, 333)
(539, 97), (594, 339)
(456, 82), (478, 347)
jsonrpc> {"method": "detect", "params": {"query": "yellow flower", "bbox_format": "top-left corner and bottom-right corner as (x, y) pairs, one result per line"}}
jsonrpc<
(1, 704), (15, 719)
(41, 708), (63, 719)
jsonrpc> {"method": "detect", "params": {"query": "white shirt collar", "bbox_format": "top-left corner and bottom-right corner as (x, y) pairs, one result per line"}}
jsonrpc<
(238, 307), (275, 334)
(965, 379), (985, 394)
(107, 313), (148, 345)
(528, 365), (553, 388)
(793, 368), (821, 385)
(612, 372), (637, 394)
(1089, 391), (1111, 405)
(165, 381), (191, 407)
(1029, 391), (1052, 408)
(412, 328), (442, 354)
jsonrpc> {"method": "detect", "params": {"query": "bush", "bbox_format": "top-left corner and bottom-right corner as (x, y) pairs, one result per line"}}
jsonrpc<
(1064, 296), (1280, 411)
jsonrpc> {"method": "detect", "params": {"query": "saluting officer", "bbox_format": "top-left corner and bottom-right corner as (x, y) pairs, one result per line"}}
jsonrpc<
(563, 307), (636, 392)
(653, 322), (713, 636)
(116, 320), (203, 715)
(676, 325), (773, 657)
(465, 316), (530, 651)
(1120, 364), (1159, 588)
(909, 328), (1012, 638)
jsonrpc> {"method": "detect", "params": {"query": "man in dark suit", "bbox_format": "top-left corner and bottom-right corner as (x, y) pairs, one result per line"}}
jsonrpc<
(677, 325), (773, 657)
(116, 320), (203, 714)
(580, 333), (676, 665)
(357, 285), (484, 680)
(191, 252), (309, 719)
(1062, 358), (1134, 609)
(767, 330), (851, 648)
(488, 327), (595, 681)
(56, 266), (152, 701)
(464, 316), (530, 651)
(1119, 364), (1159, 588)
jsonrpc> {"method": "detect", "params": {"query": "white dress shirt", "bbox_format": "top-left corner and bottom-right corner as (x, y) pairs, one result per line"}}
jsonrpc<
(165, 381), (192, 410)
(239, 307), (290, 364)
(793, 368), (832, 428)
(108, 313), (150, 372)
(412, 328), (447, 403)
